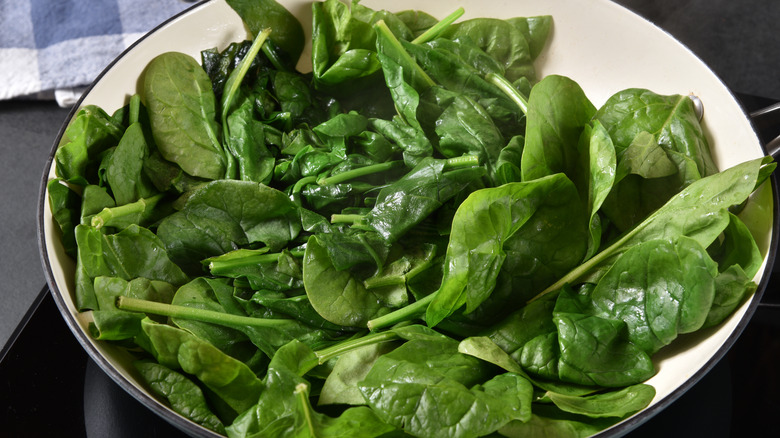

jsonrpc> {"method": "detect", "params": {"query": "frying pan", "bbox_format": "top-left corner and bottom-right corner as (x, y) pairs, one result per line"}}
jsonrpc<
(37, 0), (778, 436)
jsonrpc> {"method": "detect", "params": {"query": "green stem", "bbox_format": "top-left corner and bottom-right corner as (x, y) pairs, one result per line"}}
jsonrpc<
(374, 20), (436, 89)
(443, 155), (480, 170)
(117, 296), (295, 328)
(314, 330), (400, 364)
(295, 383), (317, 436)
(128, 94), (141, 125)
(330, 213), (364, 225)
(222, 28), (272, 121)
(366, 293), (436, 331)
(208, 250), (305, 273)
(292, 176), (318, 194)
(364, 275), (406, 290)
(487, 73), (528, 115)
(411, 7), (465, 44)
(90, 194), (163, 229)
(317, 160), (403, 186)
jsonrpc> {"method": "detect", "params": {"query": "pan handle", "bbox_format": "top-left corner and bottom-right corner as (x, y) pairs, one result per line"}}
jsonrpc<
(748, 101), (780, 158)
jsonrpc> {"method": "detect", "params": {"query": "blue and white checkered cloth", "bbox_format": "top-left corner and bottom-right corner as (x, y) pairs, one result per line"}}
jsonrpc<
(0, 0), (195, 106)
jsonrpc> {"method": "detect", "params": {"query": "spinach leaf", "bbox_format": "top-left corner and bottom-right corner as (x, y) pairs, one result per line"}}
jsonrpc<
(547, 384), (655, 419)
(104, 122), (158, 205)
(224, 99), (275, 184)
(311, 0), (384, 91)
(704, 264), (756, 328)
(170, 277), (268, 367)
(495, 135), (524, 185)
(595, 88), (717, 177)
(363, 157), (485, 242)
(135, 360), (226, 434)
(47, 178), (81, 258)
(140, 318), (265, 417)
(54, 105), (124, 186)
(521, 75), (596, 182)
(426, 173), (587, 326)
(458, 335), (596, 397)
(74, 224), (188, 310)
(441, 18), (536, 82)
(143, 52), (226, 180)
(302, 234), (390, 327)
(90, 276), (176, 340)
(433, 94), (505, 183)
(587, 237), (719, 354)
(507, 15), (553, 61)
(358, 336), (533, 438)
(576, 121), (616, 260)
(227, 340), (397, 438)
(318, 342), (397, 406)
(225, 0), (305, 69)
(156, 180), (301, 273)
(531, 286), (656, 387)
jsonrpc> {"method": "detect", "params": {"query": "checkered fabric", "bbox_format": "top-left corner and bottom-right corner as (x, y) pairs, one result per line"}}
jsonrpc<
(0, 0), (195, 105)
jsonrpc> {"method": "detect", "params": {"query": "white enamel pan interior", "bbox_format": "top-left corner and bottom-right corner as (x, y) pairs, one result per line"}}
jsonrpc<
(37, 0), (778, 436)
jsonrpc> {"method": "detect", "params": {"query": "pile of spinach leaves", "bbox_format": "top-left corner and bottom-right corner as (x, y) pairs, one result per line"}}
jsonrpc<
(47, 0), (774, 437)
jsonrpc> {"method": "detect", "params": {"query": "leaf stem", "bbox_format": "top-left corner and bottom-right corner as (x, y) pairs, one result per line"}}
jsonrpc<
(317, 160), (403, 186)
(314, 330), (399, 364)
(487, 73), (528, 115)
(116, 296), (295, 328)
(129, 94), (141, 125)
(292, 175), (318, 194)
(444, 155), (480, 170)
(90, 194), (163, 230)
(366, 292), (436, 331)
(330, 214), (364, 225)
(295, 383), (317, 436)
(221, 28), (272, 120)
(411, 7), (465, 45)
(208, 250), (305, 273)
(374, 20), (436, 89)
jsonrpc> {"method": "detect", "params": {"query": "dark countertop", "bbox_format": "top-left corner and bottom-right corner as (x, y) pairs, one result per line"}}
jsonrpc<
(1, 0), (779, 436)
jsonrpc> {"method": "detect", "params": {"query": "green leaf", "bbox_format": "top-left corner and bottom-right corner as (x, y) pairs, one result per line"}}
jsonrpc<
(141, 318), (265, 416)
(426, 173), (587, 326)
(225, 0), (305, 69)
(521, 75), (596, 182)
(303, 234), (388, 327)
(54, 105), (124, 185)
(143, 52), (225, 180)
(104, 122), (157, 205)
(358, 337), (532, 438)
(134, 360), (226, 434)
(547, 384), (656, 419)
(156, 180), (301, 273)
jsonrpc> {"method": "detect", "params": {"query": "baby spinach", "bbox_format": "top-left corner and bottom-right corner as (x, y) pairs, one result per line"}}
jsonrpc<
(135, 360), (226, 434)
(302, 234), (390, 327)
(358, 336), (533, 438)
(143, 52), (226, 180)
(54, 105), (124, 186)
(225, 0), (304, 70)
(140, 318), (265, 417)
(48, 1), (775, 436)
(156, 180), (301, 273)
(426, 173), (587, 327)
